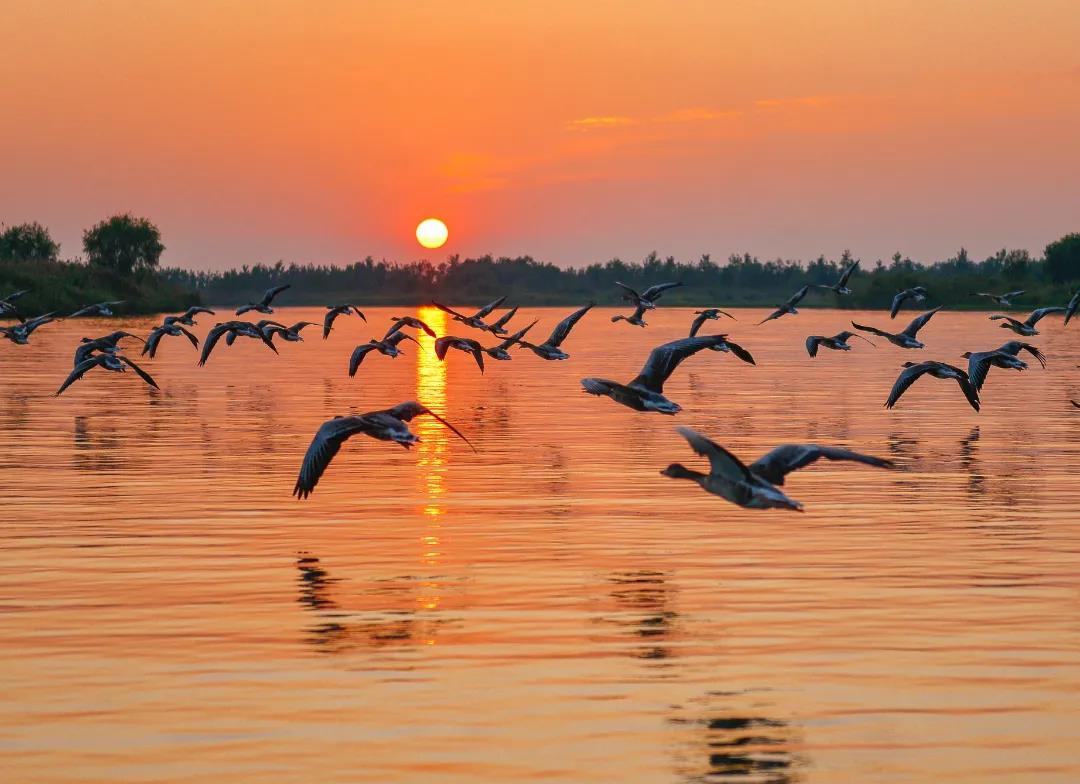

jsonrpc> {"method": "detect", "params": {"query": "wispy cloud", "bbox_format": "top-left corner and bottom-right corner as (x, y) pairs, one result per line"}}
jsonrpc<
(564, 115), (636, 131)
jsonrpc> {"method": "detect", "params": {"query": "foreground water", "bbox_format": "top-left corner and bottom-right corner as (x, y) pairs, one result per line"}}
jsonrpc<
(2, 306), (1079, 782)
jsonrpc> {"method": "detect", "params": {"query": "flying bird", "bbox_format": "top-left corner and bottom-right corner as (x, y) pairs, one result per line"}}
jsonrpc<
(960, 350), (1027, 392)
(992, 340), (1046, 368)
(68, 300), (124, 318)
(890, 286), (928, 318)
(348, 330), (420, 376)
(323, 305), (366, 338)
(198, 321), (279, 365)
(851, 306), (942, 349)
(386, 315), (437, 338)
(689, 308), (736, 337)
(0, 313), (56, 344)
(581, 335), (734, 414)
(224, 320), (287, 347)
(0, 289), (29, 321)
(265, 321), (318, 344)
(434, 336), (486, 372)
(660, 426), (893, 511)
(488, 306), (519, 336)
(56, 353), (158, 396)
(615, 281), (682, 310)
(166, 306), (216, 326)
(1065, 288), (1080, 326)
(293, 402), (476, 499)
(805, 330), (874, 357)
(989, 306), (1066, 336)
(432, 296), (507, 332)
(976, 290), (1025, 307)
(611, 303), (648, 327)
(504, 304), (593, 360)
(885, 361), (980, 412)
(235, 284), (290, 315)
(758, 285), (810, 325)
(485, 321), (537, 361)
(143, 323), (199, 358)
(74, 331), (144, 366)
(815, 258), (859, 295)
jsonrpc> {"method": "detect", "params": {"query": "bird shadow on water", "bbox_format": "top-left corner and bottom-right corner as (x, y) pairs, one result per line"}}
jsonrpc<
(668, 690), (806, 783)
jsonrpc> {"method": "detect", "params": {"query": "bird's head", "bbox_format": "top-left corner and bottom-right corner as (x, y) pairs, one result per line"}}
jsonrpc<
(660, 463), (696, 480)
(960, 351), (973, 359)
(900, 361), (918, 368)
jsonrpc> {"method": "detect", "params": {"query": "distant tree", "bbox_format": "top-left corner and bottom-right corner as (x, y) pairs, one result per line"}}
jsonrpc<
(1044, 233), (1080, 283)
(0, 221), (60, 261)
(83, 214), (164, 275)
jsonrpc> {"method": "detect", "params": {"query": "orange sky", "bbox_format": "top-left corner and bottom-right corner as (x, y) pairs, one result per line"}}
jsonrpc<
(2, 1), (1079, 270)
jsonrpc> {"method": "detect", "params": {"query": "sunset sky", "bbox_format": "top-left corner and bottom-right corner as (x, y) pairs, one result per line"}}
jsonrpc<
(3, 1), (1079, 270)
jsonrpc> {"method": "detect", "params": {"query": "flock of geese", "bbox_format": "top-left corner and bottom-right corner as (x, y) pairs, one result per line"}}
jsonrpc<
(3, 263), (1078, 512)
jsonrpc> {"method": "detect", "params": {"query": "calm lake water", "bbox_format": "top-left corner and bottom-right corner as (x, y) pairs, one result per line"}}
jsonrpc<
(2, 306), (1080, 783)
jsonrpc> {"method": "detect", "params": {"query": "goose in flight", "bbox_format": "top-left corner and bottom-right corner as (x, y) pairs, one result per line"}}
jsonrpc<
(805, 330), (874, 357)
(69, 300), (125, 318)
(815, 258), (859, 295)
(386, 315), (437, 338)
(885, 361), (980, 411)
(265, 321), (318, 344)
(322, 305), (366, 338)
(225, 320), (287, 347)
(165, 306), (216, 326)
(0, 289), (29, 321)
(992, 340), (1046, 368)
(611, 303), (648, 327)
(198, 321), (279, 365)
(615, 281), (682, 310)
(348, 330), (420, 376)
(293, 401), (476, 499)
(488, 306), (519, 336)
(432, 296), (507, 332)
(235, 284), (290, 315)
(143, 323), (199, 359)
(976, 290), (1024, 307)
(434, 336), (486, 372)
(890, 286), (928, 318)
(989, 306), (1066, 336)
(485, 321), (537, 361)
(56, 352), (158, 396)
(660, 426), (893, 511)
(0, 312), (56, 344)
(758, 285), (810, 325)
(1065, 288), (1080, 326)
(580, 335), (733, 414)
(852, 306), (942, 349)
(689, 308), (736, 337)
(960, 350), (1027, 391)
(503, 303), (593, 360)
(74, 331), (144, 366)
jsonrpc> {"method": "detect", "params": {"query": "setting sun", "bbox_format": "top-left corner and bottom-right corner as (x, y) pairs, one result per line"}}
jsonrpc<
(416, 218), (449, 250)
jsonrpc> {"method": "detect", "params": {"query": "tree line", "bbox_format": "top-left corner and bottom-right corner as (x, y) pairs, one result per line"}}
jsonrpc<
(4, 215), (1080, 312)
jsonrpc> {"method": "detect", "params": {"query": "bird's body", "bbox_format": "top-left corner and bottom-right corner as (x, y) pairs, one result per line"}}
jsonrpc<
(69, 300), (124, 318)
(615, 281), (682, 310)
(852, 306), (942, 349)
(989, 306), (1066, 336)
(805, 330), (874, 357)
(976, 290), (1025, 307)
(758, 286), (810, 324)
(434, 336), (486, 372)
(816, 259), (859, 295)
(266, 321), (318, 343)
(689, 308), (735, 336)
(581, 335), (734, 414)
(143, 323), (199, 358)
(235, 284), (290, 316)
(322, 305), (366, 338)
(56, 352), (158, 396)
(0, 313), (56, 344)
(611, 303), (648, 327)
(507, 304), (593, 360)
(386, 315), (436, 338)
(293, 402), (475, 499)
(891, 286), (928, 318)
(661, 426), (893, 511)
(432, 297), (507, 333)
(485, 321), (536, 360)
(198, 321), (279, 365)
(348, 330), (419, 376)
(885, 361), (980, 411)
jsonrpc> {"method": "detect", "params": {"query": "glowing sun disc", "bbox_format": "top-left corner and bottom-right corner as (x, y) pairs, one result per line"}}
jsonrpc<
(416, 218), (449, 249)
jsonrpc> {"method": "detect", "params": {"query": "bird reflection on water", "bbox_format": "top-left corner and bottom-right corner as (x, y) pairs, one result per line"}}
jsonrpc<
(598, 570), (679, 666)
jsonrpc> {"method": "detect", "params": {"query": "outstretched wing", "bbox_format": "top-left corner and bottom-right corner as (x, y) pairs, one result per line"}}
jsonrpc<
(497, 320), (536, 349)
(472, 296), (507, 319)
(988, 314), (1023, 327)
(323, 309), (342, 339)
(674, 426), (755, 482)
(966, 352), (993, 391)
(143, 328), (164, 358)
(889, 291), (907, 318)
(432, 302), (468, 320)
(630, 336), (725, 393)
(55, 356), (102, 396)
(348, 344), (378, 376)
(293, 416), (376, 499)
(805, 336), (822, 357)
(490, 306), (519, 330)
(837, 259), (859, 287)
(545, 304), (593, 347)
(1002, 290), (1025, 299)
(614, 281), (642, 302)
(641, 281), (682, 302)
(433, 336), (454, 360)
(885, 363), (932, 409)
(1065, 289), (1080, 326)
(1025, 306), (1065, 326)
(785, 285), (810, 307)
(261, 284), (291, 307)
(901, 306), (942, 337)
(851, 321), (891, 339)
(749, 444), (894, 486)
(197, 325), (229, 366)
(689, 312), (709, 337)
(999, 341), (1046, 368)
(178, 326), (199, 348)
(118, 356), (159, 389)
(757, 308), (785, 325)
(722, 338), (755, 365)
(384, 402), (477, 452)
